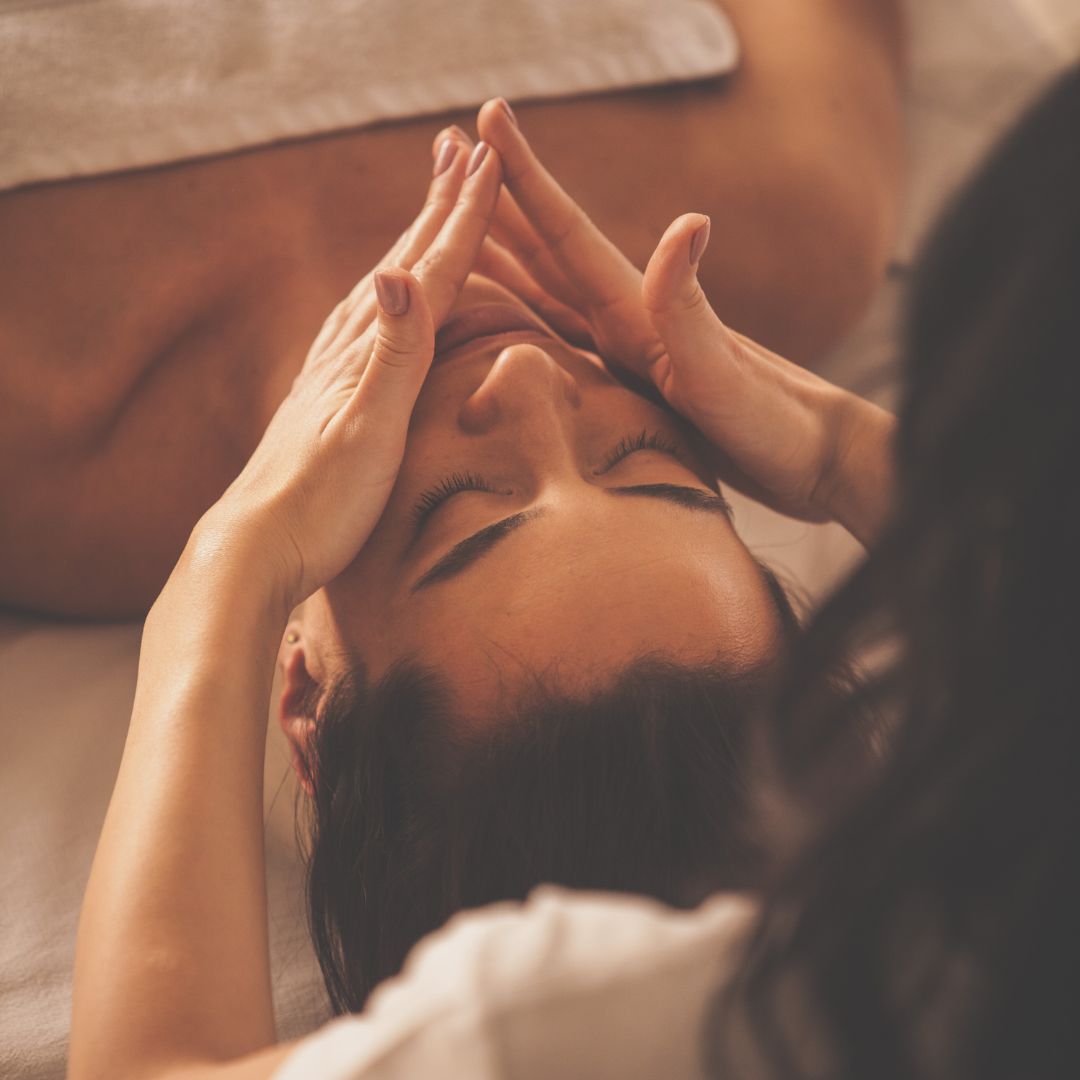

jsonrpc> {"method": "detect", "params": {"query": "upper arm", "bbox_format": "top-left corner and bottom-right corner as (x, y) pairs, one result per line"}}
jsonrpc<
(716, 0), (906, 92)
(493, 0), (906, 364)
(709, 0), (906, 216)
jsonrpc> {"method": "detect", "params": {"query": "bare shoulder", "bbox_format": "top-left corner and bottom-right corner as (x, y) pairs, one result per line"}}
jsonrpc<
(696, 0), (907, 359)
(508, 0), (906, 362)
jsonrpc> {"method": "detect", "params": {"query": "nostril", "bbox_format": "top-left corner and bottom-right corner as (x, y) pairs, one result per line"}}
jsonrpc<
(457, 389), (500, 434)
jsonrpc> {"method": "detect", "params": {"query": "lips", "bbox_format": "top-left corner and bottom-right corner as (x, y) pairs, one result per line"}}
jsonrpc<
(433, 303), (553, 361)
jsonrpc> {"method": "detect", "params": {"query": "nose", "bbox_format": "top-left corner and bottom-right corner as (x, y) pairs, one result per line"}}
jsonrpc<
(457, 342), (582, 434)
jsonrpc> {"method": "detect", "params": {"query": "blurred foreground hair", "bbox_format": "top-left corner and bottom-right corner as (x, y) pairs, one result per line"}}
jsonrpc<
(709, 65), (1080, 1080)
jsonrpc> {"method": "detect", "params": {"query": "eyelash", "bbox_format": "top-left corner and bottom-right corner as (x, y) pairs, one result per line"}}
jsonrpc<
(412, 471), (498, 524)
(411, 428), (684, 526)
(599, 428), (683, 472)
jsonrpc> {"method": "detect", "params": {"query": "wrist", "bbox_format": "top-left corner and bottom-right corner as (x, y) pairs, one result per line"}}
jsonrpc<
(143, 519), (294, 671)
(142, 521), (290, 726)
(176, 512), (297, 621)
(817, 392), (897, 547)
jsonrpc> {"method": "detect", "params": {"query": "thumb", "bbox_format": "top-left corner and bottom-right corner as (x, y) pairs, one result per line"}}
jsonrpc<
(642, 214), (741, 382)
(353, 269), (436, 417)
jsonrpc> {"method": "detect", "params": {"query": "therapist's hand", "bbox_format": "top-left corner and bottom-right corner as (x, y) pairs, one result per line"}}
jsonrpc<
(472, 99), (894, 543)
(191, 140), (504, 610)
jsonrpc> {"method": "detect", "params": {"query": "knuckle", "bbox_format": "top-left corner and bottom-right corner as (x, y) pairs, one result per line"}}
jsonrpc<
(415, 247), (452, 283)
(548, 206), (588, 252)
(646, 279), (710, 321)
(373, 334), (418, 368)
(425, 190), (455, 216)
(412, 251), (436, 279)
(336, 339), (367, 370)
(681, 284), (712, 318)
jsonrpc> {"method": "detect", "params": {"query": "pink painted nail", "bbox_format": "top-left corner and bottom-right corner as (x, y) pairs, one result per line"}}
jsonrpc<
(466, 141), (490, 178)
(433, 138), (458, 177)
(689, 219), (711, 266)
(498, 98), (518, 127)
(374, 271), (409, 315)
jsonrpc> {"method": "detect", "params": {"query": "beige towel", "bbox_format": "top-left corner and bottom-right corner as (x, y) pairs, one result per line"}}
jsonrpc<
(0, 0), (739, 193)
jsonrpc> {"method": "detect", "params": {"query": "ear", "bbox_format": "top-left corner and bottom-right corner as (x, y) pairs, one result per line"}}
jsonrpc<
(278, 626), (320, 797)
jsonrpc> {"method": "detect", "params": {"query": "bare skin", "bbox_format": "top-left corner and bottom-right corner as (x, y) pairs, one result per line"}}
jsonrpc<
(0, 1), (904, 618)
(294, 278), (786, 723)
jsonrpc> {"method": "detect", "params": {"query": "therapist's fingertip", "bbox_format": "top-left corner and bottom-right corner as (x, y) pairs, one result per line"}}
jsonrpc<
(432, 139), (459, 177)
(431, 125), (472, 160)
(689, 217), (711, 267)
(496, 97), (518, 128)
(478, 97), (519, 142)
(374, 270), (410, 316)
(466, 141), (491, 178)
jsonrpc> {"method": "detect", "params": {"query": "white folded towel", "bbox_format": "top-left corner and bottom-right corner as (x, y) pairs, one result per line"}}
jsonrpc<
(0, 0), (739, 193)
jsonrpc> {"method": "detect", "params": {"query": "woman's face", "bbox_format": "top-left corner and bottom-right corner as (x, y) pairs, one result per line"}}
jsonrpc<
(296, 274), (783, 715)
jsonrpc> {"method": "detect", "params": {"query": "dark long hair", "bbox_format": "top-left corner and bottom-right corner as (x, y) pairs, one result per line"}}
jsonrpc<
(299, 565), (809, 1013)
(709, 65), (1080, 1080)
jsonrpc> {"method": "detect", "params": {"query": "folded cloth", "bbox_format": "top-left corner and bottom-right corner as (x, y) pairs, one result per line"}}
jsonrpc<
(0, 0), (739, 193)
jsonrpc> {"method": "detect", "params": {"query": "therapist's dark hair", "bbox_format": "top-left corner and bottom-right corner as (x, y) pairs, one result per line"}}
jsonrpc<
(298, 563), (824, 1013)
(707, 65), (1080, 1080)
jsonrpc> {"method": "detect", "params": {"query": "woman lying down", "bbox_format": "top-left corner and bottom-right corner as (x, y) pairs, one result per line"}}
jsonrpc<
(67, 98), (894, 1079)
(67, 57), (1080, 1077)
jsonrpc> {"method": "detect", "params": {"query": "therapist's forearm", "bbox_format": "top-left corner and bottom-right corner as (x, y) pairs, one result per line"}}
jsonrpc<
(70, 531), (290, 1080)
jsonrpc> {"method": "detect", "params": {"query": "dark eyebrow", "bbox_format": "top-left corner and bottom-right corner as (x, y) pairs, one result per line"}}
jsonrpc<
(411, 509), (546, 592)
(409, 484), (730, 593)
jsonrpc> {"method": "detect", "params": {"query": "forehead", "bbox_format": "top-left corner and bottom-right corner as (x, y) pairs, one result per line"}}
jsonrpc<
(364, 506), (783, 706)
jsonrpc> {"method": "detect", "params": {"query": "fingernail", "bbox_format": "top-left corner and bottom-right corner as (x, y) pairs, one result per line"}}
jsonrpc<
(498, 98), (518, 128)
(689, 219), (711, 266)
(374, 271), (409, 315)
(433, 138), (458, 177)
(466, 141), (490, 178)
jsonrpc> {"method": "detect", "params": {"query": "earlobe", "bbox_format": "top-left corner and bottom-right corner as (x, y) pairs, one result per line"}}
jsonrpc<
(278, 630), (320, 797)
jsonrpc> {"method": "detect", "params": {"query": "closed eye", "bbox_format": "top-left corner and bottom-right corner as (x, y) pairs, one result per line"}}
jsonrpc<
(410, 428), (689, 540)
(595, 427), (684, 475)
(412, 471), (498, 527)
